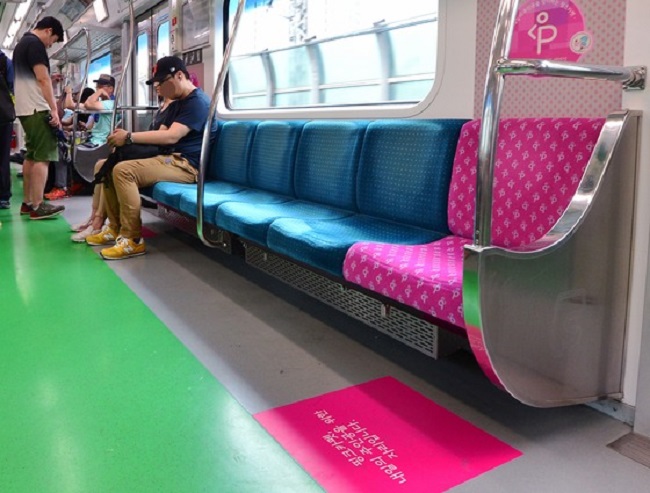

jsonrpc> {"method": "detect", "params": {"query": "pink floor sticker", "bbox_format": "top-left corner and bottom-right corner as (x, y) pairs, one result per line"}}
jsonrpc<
(255, 377), (522, 492)
(140, 226), (157, 238)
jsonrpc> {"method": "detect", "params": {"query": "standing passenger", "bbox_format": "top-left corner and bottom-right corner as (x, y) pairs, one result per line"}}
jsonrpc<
(0, 50), (15, 209)
(12, 16), (65, 219)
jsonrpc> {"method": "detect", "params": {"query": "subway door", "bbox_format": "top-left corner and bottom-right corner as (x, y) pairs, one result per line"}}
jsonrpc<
(133, 5), (170, 131)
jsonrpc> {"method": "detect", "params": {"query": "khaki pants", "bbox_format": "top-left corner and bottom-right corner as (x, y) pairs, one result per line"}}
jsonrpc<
(103, 154), (197, 239)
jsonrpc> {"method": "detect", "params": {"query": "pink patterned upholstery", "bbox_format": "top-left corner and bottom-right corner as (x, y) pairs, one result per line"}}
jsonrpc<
(344, 118), (604, 329)
(344, 236), (472, 326)
(449, 118), (604, 246)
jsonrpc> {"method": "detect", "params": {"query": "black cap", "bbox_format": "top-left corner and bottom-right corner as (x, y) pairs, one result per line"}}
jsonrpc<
(146, 56), (188, 85)
(93, 74), (115, 87)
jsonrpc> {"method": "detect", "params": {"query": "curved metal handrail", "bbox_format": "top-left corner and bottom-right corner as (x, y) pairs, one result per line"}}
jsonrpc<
(474, 1), (646, 250)
(196, 0), (246, 247)
(111, 1), (135, 131)
(463, 110), (638, 405)
(468, 111), (630, 259)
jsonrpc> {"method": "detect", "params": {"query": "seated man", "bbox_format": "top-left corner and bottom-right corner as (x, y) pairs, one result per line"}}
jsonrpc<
(86, 56), (217, 260)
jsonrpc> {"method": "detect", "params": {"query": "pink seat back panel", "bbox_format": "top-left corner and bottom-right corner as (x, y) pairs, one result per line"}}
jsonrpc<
(448, 118), (604, 248)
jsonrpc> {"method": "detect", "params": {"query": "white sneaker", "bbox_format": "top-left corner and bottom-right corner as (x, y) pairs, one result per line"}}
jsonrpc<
(71, 224), (102, 243)
(71, 219), (92, 232)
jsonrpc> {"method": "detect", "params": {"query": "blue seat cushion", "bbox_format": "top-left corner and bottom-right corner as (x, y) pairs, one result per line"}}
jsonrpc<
(174, 181), (247, 218)
(267, 216), (444, 277)
(152, 182), (198, 210)
(216, 200), (353, 246)
(179, 185), (291, 223)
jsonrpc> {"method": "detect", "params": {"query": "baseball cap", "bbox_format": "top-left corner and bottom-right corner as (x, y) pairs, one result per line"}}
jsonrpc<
(146, 56), (188, 85)
(93, 74), (115, 87)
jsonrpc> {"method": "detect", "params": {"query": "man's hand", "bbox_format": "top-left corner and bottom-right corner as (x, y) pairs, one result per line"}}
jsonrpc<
(108, 128), (128, 147)
(49, 113), (61, 128)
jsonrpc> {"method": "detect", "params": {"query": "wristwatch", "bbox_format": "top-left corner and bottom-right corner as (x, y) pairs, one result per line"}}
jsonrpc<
(125, 132), (133, 145)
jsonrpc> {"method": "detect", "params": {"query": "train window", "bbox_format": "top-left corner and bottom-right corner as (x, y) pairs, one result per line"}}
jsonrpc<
(229, 55), (267, 108)
(226, 0), (439, 110)
(88, 53), (111, 87)
(157, 21), (170, 59)
(135, 32), (149, 108)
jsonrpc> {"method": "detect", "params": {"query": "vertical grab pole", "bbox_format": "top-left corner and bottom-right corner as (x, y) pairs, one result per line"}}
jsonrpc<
(474, 0), (520, 246)
(197, 0), (246, 247)
(111, 1), (136, 132)
(72, 28), (92, 169)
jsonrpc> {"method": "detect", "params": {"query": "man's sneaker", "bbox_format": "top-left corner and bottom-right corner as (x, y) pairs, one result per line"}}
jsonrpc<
(20, 202), (32, 215)
(71, 225), (102, 243)
(85, 227), (118, 246)
(0, 200), (9, 209)
(100, 236), (146, 260)
(44, 187), (70, 201)
(29, 202), (65, 220)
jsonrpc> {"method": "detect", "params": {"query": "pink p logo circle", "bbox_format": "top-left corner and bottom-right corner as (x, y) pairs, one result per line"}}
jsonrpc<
(510, 0), (592, 62)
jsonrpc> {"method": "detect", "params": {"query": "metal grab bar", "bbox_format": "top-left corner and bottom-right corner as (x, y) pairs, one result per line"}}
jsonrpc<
(474, 0), (520, 247)
(475, 0), (646, 248)
(196, 0), (246, 248)
(71, 28), (92, 170)
(72, 106), (160, 114)
(497, 58), (646, 89)
(111, 1), (135, 131)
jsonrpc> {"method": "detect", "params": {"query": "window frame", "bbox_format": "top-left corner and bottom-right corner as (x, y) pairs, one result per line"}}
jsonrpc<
(219, 0), (447, 120)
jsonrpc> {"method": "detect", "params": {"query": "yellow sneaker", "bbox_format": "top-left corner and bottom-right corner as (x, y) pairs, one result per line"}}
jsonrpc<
(86, 227), (118, 246)
(100, 236), (146, 260)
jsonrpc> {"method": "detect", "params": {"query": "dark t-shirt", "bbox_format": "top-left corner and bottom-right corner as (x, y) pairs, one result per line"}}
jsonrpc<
(162, 88), (217, 168)
(13, 32), (50, 116)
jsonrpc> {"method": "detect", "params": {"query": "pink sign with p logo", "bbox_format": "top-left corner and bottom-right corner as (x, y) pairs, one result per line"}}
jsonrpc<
(510, 0), (592, 62)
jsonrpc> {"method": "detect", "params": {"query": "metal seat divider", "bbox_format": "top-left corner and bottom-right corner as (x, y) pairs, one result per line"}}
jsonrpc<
(197, 0), (247, 248)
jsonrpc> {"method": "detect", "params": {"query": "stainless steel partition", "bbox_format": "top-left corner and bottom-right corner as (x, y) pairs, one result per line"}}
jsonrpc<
(465, 111), (639, 405)
(466, 0), (645, 405)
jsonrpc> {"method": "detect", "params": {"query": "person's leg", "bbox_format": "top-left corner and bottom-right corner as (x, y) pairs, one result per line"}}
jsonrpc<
(28, 161), (50, 208)
(19, 112), (62, 218)
(101, 177), (121, 235)
(112, 155), (197, 240)
(100, 155), (196, 260)
(0, 123), (12, 206)
(54, 158), (68, 189)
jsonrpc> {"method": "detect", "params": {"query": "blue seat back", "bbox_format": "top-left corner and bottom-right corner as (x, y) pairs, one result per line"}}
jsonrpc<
(210, 120), (258, 183)
(248, 120), (305, 196)
(356, 119), (466, 232)
(294, 120), (366, 211)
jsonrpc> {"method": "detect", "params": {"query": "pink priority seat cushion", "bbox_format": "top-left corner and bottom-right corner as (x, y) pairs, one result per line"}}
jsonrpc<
(343, 236), (472, 328)
(448, 118), (604, 247)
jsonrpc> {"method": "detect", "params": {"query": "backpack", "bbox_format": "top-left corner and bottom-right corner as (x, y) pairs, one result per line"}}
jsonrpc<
(0, 53), (15, 125)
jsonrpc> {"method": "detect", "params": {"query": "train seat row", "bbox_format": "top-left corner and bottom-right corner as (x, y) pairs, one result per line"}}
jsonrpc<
(343, 118), (605, 329)
(150, 116), (604, 336)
